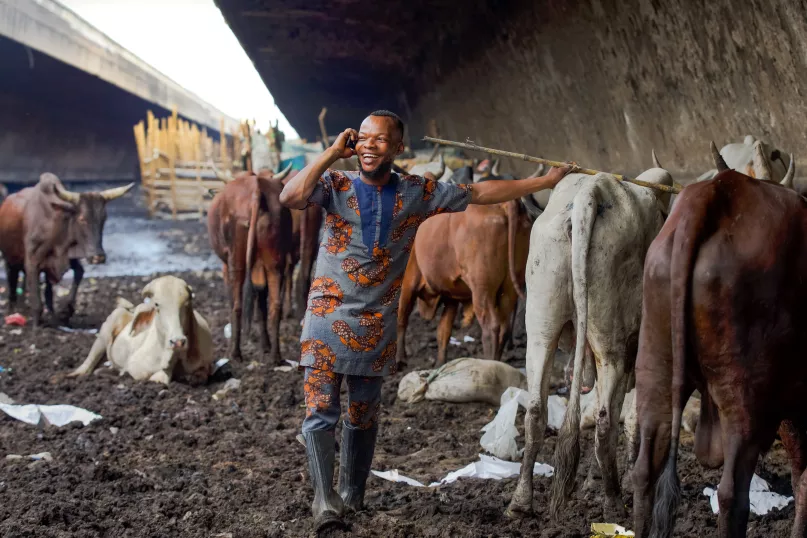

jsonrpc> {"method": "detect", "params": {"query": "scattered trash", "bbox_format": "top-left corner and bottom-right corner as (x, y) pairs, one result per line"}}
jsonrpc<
(29, 452), (53, 462)
(286, 359), (299, 368)
(212, 378), (241, 400)
(449, 337), (461, 346)
(703, 474), (793, 515)
(223, 323), (232, 339)
(580, 388), (634, 430)
(463, 335), (475, 343)
(209, 358), (233, 382)
(372, 454), (553, 488)
(273, 365), (294, 372)
(0, 366), (5, 374)
(5, 454), (23, 461)
(246, 361), (261, 371)
(56, 287), (70, 298)
(0, 403), (101, 427)
(57, 326), (98, 335)
(591, 523), (635, 537)
(4, 313), (26, 327)
(212, 358), (230, 373)
(110, 427), (119, 435)
(397, 358), (527, 406)
(9, 329), (21, 336)
(0, 393), (14, 404)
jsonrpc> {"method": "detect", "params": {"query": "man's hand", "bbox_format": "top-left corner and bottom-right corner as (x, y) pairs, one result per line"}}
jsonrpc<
(543, 162), (578, 189)
(331, 128), (358, 160)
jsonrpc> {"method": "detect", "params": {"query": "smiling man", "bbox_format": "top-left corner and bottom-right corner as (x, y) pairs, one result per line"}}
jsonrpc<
(280, 110), (574, 530)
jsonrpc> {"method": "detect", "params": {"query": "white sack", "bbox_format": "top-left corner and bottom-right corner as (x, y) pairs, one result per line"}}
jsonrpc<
(703, 474), (793, 515)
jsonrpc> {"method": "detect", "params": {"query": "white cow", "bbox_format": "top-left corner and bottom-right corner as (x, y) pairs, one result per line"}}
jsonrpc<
(68, 276), (214, 385)
(697, 135), (792, 184)
(506, 163), (672, 521)
(407, 154), (454, 182)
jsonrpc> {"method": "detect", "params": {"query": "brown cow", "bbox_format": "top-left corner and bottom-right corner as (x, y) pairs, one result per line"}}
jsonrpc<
(632, 146), (807, 538)
(207, 168), (293, 362)
(396, 198), (531, 366)
(0, 173), (132, 326)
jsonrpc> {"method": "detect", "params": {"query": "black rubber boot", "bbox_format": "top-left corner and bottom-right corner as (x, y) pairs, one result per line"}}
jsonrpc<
(338, 424), (378, 512)
(303, 431), (345, 531)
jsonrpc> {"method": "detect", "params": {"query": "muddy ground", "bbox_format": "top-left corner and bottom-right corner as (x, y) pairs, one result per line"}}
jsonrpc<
(0, 206), (798, 537)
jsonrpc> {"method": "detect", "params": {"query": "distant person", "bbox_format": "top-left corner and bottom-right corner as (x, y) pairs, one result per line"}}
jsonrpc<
(279, 110), (575, 530)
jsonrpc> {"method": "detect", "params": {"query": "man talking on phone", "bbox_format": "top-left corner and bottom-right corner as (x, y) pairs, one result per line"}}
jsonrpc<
(280, 110), (575, 530)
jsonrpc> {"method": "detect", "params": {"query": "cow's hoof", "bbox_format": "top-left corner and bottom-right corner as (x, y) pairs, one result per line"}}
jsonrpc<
(504, 503), (533, 519)
(604, 497), (627, 519)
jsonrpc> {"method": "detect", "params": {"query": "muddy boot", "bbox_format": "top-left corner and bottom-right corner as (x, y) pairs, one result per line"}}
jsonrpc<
(338, 424), (378, 513)
(303, 431), (345, 531)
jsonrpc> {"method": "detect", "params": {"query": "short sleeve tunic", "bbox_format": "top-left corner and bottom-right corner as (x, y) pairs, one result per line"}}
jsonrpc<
(299, 170), (473, 377)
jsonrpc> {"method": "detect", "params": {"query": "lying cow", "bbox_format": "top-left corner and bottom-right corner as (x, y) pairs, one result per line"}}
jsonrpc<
(506, 162), (673, 521)
(632, 148), (805, 538)
(68, 276), (213, 385)
(0, 173), (132, 326)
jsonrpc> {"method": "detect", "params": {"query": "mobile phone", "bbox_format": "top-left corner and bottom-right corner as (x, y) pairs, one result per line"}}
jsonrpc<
(346, 135), (357, 150)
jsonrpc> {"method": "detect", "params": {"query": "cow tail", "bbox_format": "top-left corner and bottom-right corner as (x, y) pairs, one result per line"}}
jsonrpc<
(506, 200), (526, 301)
(246, 181), (260, 271)
(549, 184), (598, 519)
(651, 188), (708, 538)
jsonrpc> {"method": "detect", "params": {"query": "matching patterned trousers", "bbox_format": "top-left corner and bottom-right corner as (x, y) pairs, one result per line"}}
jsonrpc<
(301, 367), (383, 433)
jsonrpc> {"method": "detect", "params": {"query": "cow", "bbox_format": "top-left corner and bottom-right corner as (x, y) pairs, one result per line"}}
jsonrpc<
(407, 153), (455, 182)
(632, 148), (807, 538)
(208, 166), (293, 362)
(0, 173), (133, 326)
(67, 275), (213, 385)
(696, 135), (792, 184)
(505, 163), (673, 522)
(396, 196), (532, 367)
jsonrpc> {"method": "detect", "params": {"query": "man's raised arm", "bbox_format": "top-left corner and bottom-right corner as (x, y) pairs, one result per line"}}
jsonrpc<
(470, 164), (576, 205)
(279, 128), (357, 209)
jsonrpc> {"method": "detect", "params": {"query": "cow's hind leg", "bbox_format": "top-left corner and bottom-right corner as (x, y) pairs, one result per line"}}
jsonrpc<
(64, 258), (84, 322)
(779, 420), (807, 502)
(592, 359), (629, 518)
(506, 317), (566, 518)
(266, 267), (285, 364)
(44, 279), (55, 322)
(395, 256), (421, 369)
(716, 428), (759, 538)
(255, 283), (270, 352)
(227, 239), (248, 361)
(435, 299), (458, 366)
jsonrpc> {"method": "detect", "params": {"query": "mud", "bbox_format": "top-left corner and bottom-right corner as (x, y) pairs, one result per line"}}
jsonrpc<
(0, 219), (797, 538)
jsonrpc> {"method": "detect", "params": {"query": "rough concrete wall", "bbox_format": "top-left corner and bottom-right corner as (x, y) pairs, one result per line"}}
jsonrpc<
(410, 0), (807, 179)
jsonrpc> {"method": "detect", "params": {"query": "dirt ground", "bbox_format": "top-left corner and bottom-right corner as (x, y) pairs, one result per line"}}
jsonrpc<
(0, 218), (798, 538)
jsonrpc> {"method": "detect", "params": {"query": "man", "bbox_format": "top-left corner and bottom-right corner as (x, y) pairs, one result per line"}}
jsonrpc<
(279, 110), (574, 530)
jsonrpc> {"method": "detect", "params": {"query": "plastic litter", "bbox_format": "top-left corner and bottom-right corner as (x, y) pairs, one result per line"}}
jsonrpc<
(0, 403), (101, 426)
(212, 358), (230, 373)
(212, 378), (241, 400)
(703, 474), (793, 515)
(449, 337), (461, 346)
(463, 335), (475, 343)
(4, 313), (26, 326)
(57, 326), (98, 334)
(371, 454), (553, 488)
(223, 323), (232, 339)
(591, 523), (635, 537)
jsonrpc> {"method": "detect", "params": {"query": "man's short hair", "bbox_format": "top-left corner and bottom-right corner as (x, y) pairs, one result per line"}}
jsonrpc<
(369, 110), (405, 140)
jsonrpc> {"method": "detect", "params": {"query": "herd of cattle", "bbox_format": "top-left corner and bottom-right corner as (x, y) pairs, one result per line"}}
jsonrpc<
(0, 132), (805, 536)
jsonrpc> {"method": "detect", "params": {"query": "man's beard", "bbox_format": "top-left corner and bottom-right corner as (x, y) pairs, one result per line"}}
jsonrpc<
(360, 159), (393, 181)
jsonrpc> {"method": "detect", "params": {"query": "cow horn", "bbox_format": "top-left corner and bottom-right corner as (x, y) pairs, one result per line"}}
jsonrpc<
(433, 153), (445, 179)
(492, 159), (501, 177)
(53, 183), (80, 204)
(710, 141), (729, 172)
(529, 163), (546, 178)
(210, 161), (234, 183)
(652, 149), (663, 169)
(273, 162), (293, 181)
(100, 182), (135, 201)
(780, 153), (796, 187)
(752, 140), (773, 180)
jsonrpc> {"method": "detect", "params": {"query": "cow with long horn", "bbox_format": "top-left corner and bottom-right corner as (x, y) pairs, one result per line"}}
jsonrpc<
(0, 173), (133, 326)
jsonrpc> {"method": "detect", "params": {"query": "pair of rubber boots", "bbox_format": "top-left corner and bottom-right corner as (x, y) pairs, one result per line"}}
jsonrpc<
(303, 425), (377, 531)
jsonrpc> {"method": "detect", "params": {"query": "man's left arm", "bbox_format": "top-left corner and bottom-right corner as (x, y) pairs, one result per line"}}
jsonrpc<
(469, 165), (575, 205)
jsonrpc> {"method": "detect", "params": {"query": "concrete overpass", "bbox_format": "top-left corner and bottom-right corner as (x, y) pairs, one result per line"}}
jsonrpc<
(216, 0), (807, 179)
(0, 0), (240, 184)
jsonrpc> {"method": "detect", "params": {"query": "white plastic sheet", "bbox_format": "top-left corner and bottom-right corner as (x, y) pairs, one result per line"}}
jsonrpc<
(0, 403), (101, 426)
(702, 474), (793, 515)
(371, 454), (553, 488)
(479, 387), (568, 461)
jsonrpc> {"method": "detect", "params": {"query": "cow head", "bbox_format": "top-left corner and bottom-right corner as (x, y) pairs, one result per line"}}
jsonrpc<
(134, 275), (195, 352)
(53, 181), (134, 264)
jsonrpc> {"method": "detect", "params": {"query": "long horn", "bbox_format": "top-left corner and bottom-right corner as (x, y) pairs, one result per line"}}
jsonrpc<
(273, 162), (293, 181)
(53, 183), (80, 204)
(752, 140), (773, 180)
(491, 159), (500, 177)
(710, 141), (729, 172)
(433, 153), (446, 179)
(529, 163), (546, 178)
(780, 153), (796, 187)
(210, 161), (234, 183)
(652, 149), (663, 169)
(100, 182), (135, 201)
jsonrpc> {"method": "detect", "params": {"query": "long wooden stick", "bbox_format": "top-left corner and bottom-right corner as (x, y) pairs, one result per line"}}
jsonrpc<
(423, 136), (681, 194)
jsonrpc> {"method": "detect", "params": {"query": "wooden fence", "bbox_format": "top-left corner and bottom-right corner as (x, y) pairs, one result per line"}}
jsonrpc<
(133, 108), (245, 220)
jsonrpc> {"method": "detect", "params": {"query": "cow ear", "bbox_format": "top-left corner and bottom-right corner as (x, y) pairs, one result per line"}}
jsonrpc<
(130, 305), (155, 337)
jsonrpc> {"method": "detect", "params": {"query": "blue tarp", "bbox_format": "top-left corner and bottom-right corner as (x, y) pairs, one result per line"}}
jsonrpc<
(279, 155), (307, 171)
